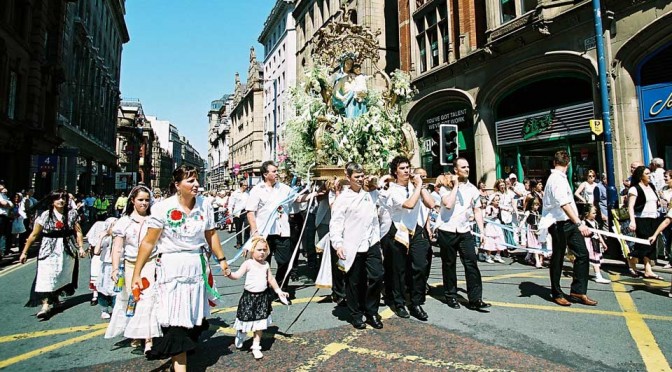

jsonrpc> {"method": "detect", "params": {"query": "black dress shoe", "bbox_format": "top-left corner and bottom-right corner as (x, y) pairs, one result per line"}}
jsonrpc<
(445, 297), (461, 309)
(365, 315), (383, 329)
(467, 299), (491, 310)
(409, 305), (428, 321)
(352, 318), (367, 330)
(394, 306), (410, 318)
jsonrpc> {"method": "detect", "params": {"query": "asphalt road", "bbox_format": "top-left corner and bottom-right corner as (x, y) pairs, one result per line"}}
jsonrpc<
(0, 230), (671, 371)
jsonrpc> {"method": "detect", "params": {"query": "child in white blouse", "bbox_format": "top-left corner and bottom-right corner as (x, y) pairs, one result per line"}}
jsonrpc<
(227, 237), (289, 360)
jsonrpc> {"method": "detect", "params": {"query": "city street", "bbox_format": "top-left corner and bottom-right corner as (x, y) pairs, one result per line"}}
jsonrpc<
(0, 230), (670, 371)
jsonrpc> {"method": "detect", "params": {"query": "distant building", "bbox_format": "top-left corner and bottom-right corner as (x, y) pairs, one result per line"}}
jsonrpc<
(117, 99), (155, 192)
(229, 48), (265, 179)
(259, 0), (297, 161)
(207, 94), (233, 190)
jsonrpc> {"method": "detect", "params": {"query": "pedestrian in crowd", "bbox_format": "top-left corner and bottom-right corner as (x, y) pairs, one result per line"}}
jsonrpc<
(626, 166), (664, 280)
(386, 156), (434, 321)
(481, 195), (506, 264)
(477, 181), (489, 210)
(19, 190), (36, 249)
(130, 166), (231, 372)
(596, 173), (608, 228)
(227, 236), (289, 359)
(115, 192), (128, 218)
(285, 175), (309, 282)
(574, 170), (598, 207)
(20, 190), (86, 318)
(659, 170), (672, 268)
(648, 205), (672, 293)
(153, 189), (164, 203)
(522, 196), (545, 268)
(0, 183), (13, 258)
(436, 157), (490, 311)
(492, 179), (517, 247)
(581, 205), (610, 284)
(95, 217), (118, 319)
(430, 182), (442, 206)
(325, 177), (348, 306)
(84, 193), (96, 222)
(330, 162), (385, 329)
(86, 218), (110, 306)
(509, 173), (527, 208)
(228, 181), (250, 249)
(649, 157), (665, 191)
(10, 192), (26, 249)
(312, 180), (332, 268)
(542, 150), (596, 307)
(413, 167), (434, 303)
(246, 161), (314, 291)
(105, 185), (158, 354)
(94, 194), (110, 221)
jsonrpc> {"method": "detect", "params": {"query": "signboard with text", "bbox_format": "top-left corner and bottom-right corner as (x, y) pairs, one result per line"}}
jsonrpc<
(641, 84), (672, 122)
(38, 155), (58, 172)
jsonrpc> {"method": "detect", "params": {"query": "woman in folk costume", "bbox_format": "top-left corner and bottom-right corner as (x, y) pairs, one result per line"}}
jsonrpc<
(130, 166), (231, 372)
(86, 219), (110, 306)
(96, 217), (118, 319)
(20, 190), (86, 319)
(330, 163), (385, 330)
(105, 185), (159, 354)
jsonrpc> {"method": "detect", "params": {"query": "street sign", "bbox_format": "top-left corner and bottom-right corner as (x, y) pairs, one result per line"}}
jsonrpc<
(38, 155), (57, 172)
(589, 119), (604, 136)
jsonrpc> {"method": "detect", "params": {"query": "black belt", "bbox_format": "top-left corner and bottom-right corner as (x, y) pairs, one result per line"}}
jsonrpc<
(42, 230), (76, 238)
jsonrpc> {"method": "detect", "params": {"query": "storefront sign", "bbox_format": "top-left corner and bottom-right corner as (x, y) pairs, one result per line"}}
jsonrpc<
(641, 85), (672, 122)
(521, 109), (556, 140)
(425, 108), (468, 130)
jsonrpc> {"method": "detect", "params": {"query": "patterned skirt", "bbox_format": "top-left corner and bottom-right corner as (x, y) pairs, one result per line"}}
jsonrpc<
(234, 289), (273, 332)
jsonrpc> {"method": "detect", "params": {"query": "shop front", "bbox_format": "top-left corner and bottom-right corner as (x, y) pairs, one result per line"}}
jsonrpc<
(409, 99), (475, 181)
(491, 75), (602, 188)
(638, 44), (672, 165)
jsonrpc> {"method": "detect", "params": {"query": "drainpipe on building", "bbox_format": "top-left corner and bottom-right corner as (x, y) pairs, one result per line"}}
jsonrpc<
(592, 0), (618, 208)
(273, 79), (278, 162)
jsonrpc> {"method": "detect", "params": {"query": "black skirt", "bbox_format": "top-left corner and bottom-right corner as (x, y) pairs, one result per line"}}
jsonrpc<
(630, 217), (657, 260)
(236, 289), (273, 322)
(146, 319), (210, 360)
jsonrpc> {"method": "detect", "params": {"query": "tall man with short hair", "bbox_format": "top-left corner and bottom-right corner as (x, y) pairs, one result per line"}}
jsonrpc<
(330, 162), (384, 329)
(386, 156), (434, 321)
(436, 158), (490, 311)
(543, 150), (596, 307)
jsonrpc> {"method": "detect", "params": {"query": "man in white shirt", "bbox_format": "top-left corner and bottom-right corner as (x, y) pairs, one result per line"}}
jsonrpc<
(436, 158), (490, 311)
(246, 161), (313, 289)
(542, 150), (596, 307)
(330, 162), (384, 330)
(228, 181), (250, 248)
(385, 156), (435, 321)
(649, 157), (665, 191)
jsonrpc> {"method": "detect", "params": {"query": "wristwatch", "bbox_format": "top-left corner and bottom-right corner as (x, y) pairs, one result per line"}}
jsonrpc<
(575, 222), (582, 227)
(216, 256), (227, 262)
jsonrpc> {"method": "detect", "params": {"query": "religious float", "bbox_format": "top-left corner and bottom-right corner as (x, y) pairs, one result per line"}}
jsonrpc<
(281, 8), (418, 180)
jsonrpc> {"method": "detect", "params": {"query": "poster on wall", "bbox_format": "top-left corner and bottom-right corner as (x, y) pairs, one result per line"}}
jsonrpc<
(115, 172), (136, 190)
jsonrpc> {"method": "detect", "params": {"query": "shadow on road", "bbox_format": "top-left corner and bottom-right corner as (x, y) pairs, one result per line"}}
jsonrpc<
(518, 281), (552, 302)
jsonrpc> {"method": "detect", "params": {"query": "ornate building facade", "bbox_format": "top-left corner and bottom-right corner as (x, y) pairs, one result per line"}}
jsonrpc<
(401, 0), (672, 189)
(229, 48), (265, 179)
(259, 0), (297, 161)
(207, 94), (232, 190)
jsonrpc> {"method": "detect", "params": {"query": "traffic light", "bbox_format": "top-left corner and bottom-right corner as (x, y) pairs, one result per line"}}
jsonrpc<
(439, 124), (459, 165)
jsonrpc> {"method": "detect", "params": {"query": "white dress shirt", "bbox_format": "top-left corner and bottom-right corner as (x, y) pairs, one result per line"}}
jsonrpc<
(386, 182), (422, 231)
(147, 195), (215, 254)
(228, 189), (250, 217)
(330, 188), (380, 257)
(437, 182), (479, 233)
(542, 169), (577, 222)
(246, 181), (294, 237)
(370, 189), (392, 237)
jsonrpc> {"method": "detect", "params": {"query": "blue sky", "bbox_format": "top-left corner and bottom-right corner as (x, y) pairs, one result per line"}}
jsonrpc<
(120, 1), (276, 159)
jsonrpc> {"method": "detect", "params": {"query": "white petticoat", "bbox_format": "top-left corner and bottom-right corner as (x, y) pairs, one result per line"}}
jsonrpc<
(155, 251), (209, 329)
(90, 255), (102, 290)
(97, 262), (117, 297)
(35, 239), (76, 293)
(234, 316), (272, 333)
(105, 259), (162, 340)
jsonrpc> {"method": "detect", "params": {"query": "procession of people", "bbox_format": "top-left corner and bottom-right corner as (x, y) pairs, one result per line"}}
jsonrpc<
(14, 152), (672, 369)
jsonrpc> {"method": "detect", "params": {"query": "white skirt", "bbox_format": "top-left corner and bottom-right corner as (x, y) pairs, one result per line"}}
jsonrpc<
(105, 259), (162, 340)
(155, 251), (209, 329)
(97, 262), (117, 297)
(234, 317), (272, 333)
(90, 255), (102, 290)
(35, 240), (76, 293)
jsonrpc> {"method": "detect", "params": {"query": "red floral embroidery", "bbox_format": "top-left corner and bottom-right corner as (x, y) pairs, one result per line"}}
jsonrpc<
(170, 210), (183, 221)
(55, 220), (64, 229)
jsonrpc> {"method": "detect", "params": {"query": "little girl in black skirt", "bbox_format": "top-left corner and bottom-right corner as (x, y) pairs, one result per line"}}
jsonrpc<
(227, 236), (289, 360)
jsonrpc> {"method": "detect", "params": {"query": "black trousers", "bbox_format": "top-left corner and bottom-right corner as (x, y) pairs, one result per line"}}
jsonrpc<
(330, 240), (346, 299)
(266, 235), (292, 289)
(345, 243), (384, 319)
(549, 221), (589, 297)
(302, 212), (317, 265)
(233, 214), (250, 246)
(437, 230), (483, 302)
(288, 214), (304, 275)
(389, 224), (429, 307)
(380, 230), (394, 304)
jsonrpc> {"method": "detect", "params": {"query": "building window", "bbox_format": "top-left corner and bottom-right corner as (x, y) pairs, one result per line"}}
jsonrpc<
(7, 71), (18, 120)
(415, 18), (427, 73)
(500, 0), (536, 24)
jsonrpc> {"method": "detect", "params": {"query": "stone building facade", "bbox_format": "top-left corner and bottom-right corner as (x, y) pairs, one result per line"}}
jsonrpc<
(0, 0), (70, 194)
(229, 48), (265, 179)
(259, 0), (297, 161)
(401, 0), (672, 190)
(207, 94), (232, 190)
